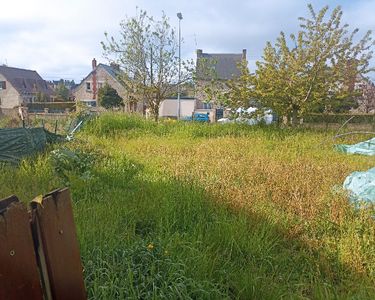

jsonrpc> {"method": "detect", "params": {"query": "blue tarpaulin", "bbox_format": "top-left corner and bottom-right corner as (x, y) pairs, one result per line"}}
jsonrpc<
(336, 137), (375, 156)
(343, 167), (375, 204)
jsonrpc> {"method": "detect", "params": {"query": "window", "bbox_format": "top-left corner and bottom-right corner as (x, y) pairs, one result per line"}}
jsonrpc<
(203, 102), (212, 109)
(81, 100), (97, 107)
(0, 81), (6, 90)
(86, 82), (91, 91)
(98, 82), (103, 89)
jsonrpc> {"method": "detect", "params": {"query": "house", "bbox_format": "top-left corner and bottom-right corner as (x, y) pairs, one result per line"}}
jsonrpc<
(194, 49), (247, 121)
(73, 59), (142, 112)
(0, 65), (53, 115)
(157, 49), (247, 121)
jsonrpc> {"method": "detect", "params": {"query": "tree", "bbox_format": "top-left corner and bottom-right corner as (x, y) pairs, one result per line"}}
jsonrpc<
(102, 10), (192, 121)
(98, 83), (124, 109)
(35, 91), (49, 102)
(356, 78), (375, 113)
(255, 4), (374, 125)
(223, 60), (256, 110)
(195, 57), (224, 106)
(55, 80), (70, 101)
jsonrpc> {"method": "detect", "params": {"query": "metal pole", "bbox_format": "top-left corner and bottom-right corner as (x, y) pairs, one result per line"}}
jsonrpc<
(177, 13), (182, 120)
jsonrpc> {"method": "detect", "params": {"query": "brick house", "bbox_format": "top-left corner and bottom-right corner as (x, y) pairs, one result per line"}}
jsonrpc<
(0, 66), (53, 115)
(194, 49), (247, 121)
(73, 59), (142, 112)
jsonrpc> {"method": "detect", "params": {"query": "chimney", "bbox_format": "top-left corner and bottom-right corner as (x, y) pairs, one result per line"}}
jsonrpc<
(196, 49), (203, 57)
(92, 58), (97, 70)
(92, 58), (97, 100)
(242, 49), (247, 60)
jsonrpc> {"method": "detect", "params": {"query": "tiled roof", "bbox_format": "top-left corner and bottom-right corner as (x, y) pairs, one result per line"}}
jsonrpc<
(100, 64), (121, 78)
(0, 66), (52, 95)
(74, 64), (122, 91)
(196, 52), (244, 80)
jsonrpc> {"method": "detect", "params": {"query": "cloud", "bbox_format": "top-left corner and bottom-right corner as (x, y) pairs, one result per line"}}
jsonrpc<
(0, 0), (374, 81)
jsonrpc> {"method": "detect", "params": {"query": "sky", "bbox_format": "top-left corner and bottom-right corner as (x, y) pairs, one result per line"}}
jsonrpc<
(1, 0), (375, 83)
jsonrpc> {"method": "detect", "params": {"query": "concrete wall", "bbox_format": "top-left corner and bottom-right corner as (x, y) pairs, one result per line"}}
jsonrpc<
(159, 99), (196, 118)
(0, 74), (22, 113)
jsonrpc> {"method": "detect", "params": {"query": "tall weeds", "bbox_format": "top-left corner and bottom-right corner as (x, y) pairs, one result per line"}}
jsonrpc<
(1, 113), (375, 299)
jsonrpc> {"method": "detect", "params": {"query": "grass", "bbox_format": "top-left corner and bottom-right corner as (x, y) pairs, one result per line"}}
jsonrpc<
(0, 113), (77, 134)
(1, 113), (375, 299)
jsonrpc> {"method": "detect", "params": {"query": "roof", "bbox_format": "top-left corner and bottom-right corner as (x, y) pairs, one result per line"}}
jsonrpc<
(0, 65), (52, 95)
(74, 63), (122, 92)
(100, 64), (121, 78)
(196, 52), (244, 80)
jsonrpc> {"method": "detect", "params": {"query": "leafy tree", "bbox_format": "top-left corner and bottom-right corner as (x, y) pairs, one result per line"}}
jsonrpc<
(255, 4), (374, 125)
(35, 91), (49, 102)
(195, 57), (223, 105)
(55, 81), (70, 101)
(98, 83), (124, 109)
(102, 10), (192, 121)
(223, 60), (256, 110)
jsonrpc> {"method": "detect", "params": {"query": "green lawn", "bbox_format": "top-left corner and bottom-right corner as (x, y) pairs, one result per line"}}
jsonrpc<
(1, 113), (375, 299)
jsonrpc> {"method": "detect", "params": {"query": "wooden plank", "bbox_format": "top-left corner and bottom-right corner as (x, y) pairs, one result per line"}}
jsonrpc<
(31, 188), (86, 300)
(0, 196), (43, 300)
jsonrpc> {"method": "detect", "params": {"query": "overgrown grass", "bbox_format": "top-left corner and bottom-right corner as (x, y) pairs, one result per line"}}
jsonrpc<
(0, 115), (21, 128)
(1, 113), (375, 299)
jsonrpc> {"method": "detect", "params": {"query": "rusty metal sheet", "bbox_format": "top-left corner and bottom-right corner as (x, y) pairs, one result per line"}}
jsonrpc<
(0, 196), (43, 300)
(31, 188), (86, 300)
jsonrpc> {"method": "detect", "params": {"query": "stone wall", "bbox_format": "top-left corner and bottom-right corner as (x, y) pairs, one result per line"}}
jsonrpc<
(195, 80), (228, 109)
(0, 74), (22, 111)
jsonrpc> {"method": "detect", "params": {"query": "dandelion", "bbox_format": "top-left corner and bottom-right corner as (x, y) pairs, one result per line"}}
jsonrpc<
(147, 243), (154, 250)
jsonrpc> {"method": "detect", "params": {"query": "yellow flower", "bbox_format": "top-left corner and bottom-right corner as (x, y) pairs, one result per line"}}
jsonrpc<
(147, 243), (154, 250)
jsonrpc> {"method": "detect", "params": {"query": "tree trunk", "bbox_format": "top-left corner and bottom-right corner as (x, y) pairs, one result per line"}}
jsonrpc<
(291, 106), (299, 126)
(154, 113), (159, 122)
(151, 103), (159, 122)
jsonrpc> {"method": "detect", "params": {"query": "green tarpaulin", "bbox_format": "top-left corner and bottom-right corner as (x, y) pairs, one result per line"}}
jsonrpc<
(0, 127), (62, 164)
(336, 137), (375, 156)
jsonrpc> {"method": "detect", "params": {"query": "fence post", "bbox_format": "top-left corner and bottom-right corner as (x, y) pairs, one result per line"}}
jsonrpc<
(30, 188), (86, 300)
(0, 196), (44, 300)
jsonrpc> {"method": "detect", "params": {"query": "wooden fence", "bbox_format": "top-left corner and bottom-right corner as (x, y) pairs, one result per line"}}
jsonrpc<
(0, 188), (86, 300)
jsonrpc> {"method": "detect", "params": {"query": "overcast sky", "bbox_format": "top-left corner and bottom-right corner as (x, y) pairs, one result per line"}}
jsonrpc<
(1, 0), (375, 82)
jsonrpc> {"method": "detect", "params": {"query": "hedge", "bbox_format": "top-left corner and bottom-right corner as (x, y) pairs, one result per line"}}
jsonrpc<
(304, 113), (375, 124)
(27, 102), (76, 113)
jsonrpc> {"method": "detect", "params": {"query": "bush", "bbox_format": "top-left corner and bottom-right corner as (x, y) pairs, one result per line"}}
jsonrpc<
(305, 113), (375, 124)
(98, 84), (124, 109)
(49, 147), (96, 183)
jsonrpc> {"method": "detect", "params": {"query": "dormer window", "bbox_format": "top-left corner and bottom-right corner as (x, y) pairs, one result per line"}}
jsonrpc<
(0, 81), (6, 90)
